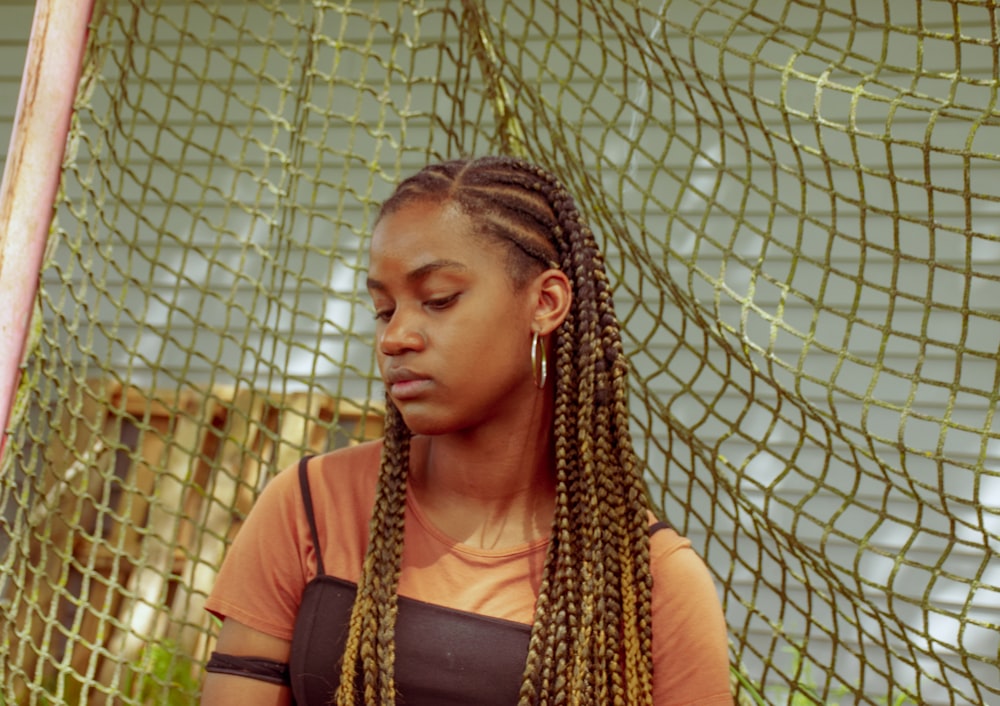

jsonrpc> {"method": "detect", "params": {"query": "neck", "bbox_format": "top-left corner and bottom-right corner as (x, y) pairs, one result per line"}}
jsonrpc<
(408, 412), (557, 550)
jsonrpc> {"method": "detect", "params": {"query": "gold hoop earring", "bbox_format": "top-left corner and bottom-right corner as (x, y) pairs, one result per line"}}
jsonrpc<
(531, 331), (548, 389)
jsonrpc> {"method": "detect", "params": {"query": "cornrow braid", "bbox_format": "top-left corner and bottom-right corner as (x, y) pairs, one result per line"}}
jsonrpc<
(343, 155), (655, 705)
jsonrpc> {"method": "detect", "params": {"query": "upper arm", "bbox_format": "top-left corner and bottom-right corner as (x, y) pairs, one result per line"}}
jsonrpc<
(200, 618), (293, 706)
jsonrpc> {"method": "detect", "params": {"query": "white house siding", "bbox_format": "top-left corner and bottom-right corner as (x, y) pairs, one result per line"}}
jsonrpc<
(0, 2), (34, 177)
(3, 1), (997, 704)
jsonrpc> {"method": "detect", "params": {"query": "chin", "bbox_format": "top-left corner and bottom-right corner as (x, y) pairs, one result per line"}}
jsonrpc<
(397, 409), (468, 437)
(396, 410), (451, 437)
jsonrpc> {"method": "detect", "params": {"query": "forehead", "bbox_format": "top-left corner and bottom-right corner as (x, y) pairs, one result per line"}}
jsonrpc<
(369, 200), (493, 267)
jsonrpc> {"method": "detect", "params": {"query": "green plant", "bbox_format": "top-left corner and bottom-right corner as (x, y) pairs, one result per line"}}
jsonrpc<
(731, 664), (768, 705)
(121, 639), (200, 706)
(732, 646), (920, 706)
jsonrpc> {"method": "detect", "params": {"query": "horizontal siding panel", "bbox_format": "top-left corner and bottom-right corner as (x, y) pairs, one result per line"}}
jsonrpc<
(633, 367), (999, 419)
(78, 111), (1000, 180)
(44, 207), (1000, 276)
(0, 7), (31, 172)
(0, 3), (33, 41)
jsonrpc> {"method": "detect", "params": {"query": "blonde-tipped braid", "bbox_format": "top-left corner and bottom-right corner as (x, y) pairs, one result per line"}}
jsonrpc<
(334, 402), (410, 704)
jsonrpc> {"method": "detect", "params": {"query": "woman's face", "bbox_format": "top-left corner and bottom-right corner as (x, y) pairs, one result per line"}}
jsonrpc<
(366, 200), (541, 436)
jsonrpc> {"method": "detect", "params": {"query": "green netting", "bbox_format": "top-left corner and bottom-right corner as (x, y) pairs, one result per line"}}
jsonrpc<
(2, 0), (999, 704)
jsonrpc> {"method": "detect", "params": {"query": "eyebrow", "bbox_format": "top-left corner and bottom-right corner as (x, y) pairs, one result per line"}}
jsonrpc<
(366, 258), (469, 291)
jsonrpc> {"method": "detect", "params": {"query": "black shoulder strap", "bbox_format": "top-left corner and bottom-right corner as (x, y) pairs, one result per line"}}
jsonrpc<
(648, 520), (671, 536)
(205, 652), (290, 686)
(297, 455), (326, 576)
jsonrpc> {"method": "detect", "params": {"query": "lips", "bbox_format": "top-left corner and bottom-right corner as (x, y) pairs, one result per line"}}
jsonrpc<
(384, 367), (431, 400)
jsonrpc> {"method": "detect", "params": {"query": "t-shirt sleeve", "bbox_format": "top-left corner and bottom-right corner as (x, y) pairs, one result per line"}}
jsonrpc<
(204, 461), (314, 641)
(650, 532), (734, 705)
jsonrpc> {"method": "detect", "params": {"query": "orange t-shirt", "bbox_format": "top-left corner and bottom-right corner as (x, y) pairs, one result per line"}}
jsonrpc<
(205, 439), (734, 705)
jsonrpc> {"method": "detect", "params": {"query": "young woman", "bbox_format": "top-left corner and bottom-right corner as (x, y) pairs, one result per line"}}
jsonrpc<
(201, 156), (733, 705)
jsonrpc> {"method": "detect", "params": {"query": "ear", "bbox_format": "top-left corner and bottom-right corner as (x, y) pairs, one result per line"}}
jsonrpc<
(530, 268), (572, 336)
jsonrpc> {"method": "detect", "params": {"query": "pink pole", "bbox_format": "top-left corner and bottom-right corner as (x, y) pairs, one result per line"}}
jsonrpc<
(0, 0), (96, 462)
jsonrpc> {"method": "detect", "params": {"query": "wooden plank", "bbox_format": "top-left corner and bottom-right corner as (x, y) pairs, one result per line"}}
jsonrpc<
(95, 387), (211, 694)
(8, 379), (115, 703)
(167, 387), (273, 656)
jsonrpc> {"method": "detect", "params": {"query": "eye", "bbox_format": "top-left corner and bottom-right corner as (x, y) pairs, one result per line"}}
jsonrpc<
(425, 294), (458, 311)
(373, 306), (394, 322)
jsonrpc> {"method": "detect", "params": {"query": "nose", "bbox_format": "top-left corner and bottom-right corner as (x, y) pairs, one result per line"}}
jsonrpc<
(378, 309), (425, 356)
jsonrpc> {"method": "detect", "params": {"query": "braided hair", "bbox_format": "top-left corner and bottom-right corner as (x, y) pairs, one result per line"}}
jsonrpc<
(335, 155), (656, 705)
